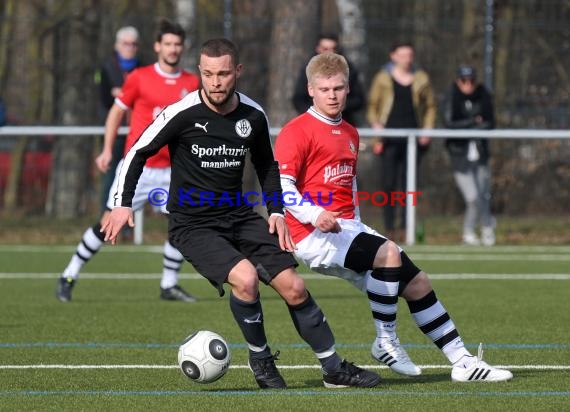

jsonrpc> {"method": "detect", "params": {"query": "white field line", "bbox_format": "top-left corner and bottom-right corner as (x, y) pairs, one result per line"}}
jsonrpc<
(409, 254), (570, 261)
(0, 273), (569, 280)
(408, 246), (570, 254)
(0, 245), (165, 253)
(0, 364), (568, 370)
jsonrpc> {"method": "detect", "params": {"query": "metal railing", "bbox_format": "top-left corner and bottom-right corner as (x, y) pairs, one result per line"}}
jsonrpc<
(2, 126), (570, 245)
(350, 128), (570, 245)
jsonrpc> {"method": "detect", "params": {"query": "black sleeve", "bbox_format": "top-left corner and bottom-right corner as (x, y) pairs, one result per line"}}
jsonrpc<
(99, 62), (116, 110)
(344, 64), (365, 114)
(115, 111), (183, 207)
(291, 65), (312, 114)
(249, 118), (284, 216)
(443, 87), (476, 129)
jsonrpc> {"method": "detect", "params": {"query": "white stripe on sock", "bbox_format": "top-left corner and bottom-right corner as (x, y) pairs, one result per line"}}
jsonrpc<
(62, 227), (103, 280)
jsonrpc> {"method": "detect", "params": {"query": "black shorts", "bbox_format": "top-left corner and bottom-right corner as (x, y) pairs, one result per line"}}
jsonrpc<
(344, 232), (422, 295)
(168, 209), (298, 296)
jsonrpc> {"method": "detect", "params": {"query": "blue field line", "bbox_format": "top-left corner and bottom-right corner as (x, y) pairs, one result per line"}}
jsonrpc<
(1, 342), (568, 350)
(2, 244), (570, 254)
(0, 389), (568, 398)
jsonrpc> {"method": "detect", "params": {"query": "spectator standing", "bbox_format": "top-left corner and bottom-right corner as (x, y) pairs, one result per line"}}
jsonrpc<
(443, 65), (496, 246)
(96, 26), (142, 214)
(366, 42), (436, 240)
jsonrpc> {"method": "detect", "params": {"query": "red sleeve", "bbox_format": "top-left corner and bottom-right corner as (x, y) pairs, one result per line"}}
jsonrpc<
(115, 69), (140, 109)
(274, 122), (309, 181)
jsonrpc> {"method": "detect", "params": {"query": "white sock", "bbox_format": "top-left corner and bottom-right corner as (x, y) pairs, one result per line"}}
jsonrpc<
(62, 227), (103, 280)
(161, 241), (183, 289)
(453, 353), (477, 368)
(367, 268), (400, 340)
(443, 337), (473, 365)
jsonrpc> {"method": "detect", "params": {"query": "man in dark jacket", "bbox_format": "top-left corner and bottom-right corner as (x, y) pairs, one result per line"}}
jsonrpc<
(443, 65), (496, 246)
(96, 26), (142, 214)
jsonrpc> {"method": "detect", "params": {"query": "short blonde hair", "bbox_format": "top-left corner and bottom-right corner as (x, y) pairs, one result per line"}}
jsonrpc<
(305, 52), (349, 85)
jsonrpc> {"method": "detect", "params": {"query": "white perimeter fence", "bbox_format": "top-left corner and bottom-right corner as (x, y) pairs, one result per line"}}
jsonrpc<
(2, 126), (570, 245)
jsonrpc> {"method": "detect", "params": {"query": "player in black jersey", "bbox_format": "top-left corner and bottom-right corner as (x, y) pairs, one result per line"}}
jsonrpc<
(102, 38), (380, 390)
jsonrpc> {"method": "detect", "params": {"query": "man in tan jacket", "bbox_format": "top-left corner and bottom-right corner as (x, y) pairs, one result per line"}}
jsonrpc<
(367, 42), (436, 240)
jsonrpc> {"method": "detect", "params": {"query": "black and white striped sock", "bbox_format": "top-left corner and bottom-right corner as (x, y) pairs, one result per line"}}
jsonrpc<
(61, 224), (104, 280)
(367, 267), (400, 340)
(407, 290), (471, 364)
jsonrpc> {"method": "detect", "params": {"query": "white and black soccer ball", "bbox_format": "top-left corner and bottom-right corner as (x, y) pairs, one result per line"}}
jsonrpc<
(177, 330), (231, 383)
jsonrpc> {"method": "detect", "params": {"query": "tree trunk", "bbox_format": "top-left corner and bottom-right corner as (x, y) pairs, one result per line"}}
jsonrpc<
(175, 0), (198, 70)
(336, 0), (367, 70)
(3, 137), (27, 215)
(0, 0), (19, 214)
(0, 0), (17, 93)
(267, 2), (320, 127)
(46, 3), (101, 218)
(231, 0), (273, 217)
(233, 0), (272, 104)
(461, 0), (482, 62)
(494, 2), (514, 111)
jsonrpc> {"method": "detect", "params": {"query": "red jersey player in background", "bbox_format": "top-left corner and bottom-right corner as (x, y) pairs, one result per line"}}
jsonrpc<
(274, 52), (512, 383)
(57, 19), (199, 303)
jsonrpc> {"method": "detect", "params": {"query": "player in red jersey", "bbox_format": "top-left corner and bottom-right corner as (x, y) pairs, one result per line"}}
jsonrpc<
(275, 52), (512, 382)
(57, 19), (199, 303)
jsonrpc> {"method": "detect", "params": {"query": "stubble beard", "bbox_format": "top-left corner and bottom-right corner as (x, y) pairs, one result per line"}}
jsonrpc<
(205, 84), (236, 108)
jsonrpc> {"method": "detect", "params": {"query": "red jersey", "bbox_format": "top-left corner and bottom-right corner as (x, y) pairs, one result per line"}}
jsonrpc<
(275, 108), (359, 242)
(115, 63), (200, 167)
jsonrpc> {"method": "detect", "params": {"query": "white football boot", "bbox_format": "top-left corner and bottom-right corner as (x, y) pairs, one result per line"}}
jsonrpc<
(451, 343), (513, 382)
(481, 227), (496, 246)
(462, 232), (481, 246)
(371, 337), (422, 376)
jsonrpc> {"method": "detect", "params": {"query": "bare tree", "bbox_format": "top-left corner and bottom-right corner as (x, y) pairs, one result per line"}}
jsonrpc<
(47, 3), (102, 218)
(336, 0), (367, 70)
(494, 1), (514, 112)
(461, 0), (482, 63)
(45, 1), (179, 218)
(233, 0), (272, 104)
(175, 0), (198, 70)
(3, 1), (64, 215)
(266, 2), (320, 127)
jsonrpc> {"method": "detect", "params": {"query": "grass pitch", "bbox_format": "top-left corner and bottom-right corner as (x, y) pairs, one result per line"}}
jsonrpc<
(0, 244), (569, 411)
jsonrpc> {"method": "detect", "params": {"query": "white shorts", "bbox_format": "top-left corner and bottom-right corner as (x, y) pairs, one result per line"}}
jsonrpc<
(106, 159), (171, 213)
(295, 218), (402, 291)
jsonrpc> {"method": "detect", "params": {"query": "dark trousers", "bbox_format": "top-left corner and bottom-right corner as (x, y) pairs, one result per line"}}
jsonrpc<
(380, 142), (427, 232)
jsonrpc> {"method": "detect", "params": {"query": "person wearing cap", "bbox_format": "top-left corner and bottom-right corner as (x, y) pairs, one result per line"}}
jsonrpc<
(443, 65), (496, 246)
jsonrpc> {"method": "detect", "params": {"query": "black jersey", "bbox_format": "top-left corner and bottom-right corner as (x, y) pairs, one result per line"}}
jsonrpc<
(113, 89), (283, 218)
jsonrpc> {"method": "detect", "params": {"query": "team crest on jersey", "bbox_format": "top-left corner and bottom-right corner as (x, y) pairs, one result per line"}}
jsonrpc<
(235, 119), (252, 138)
(349, 141), (356, 154)
(180, 88), (189, 98)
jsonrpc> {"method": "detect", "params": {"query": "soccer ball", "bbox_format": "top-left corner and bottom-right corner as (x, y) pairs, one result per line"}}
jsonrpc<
(177, 330), (231, 383)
